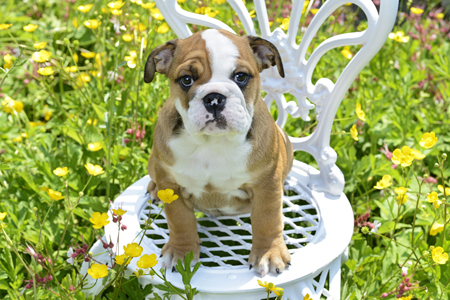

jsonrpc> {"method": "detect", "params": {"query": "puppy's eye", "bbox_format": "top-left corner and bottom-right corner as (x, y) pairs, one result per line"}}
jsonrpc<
(179, 76), (194, 88)
(234, 73), (249, 85)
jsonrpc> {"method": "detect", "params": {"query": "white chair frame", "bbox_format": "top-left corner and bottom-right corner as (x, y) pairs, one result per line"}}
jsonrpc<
(82, 0), (398, 299)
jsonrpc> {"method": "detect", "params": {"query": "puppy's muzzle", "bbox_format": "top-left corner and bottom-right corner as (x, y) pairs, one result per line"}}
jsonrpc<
(203, 93), (226, 118)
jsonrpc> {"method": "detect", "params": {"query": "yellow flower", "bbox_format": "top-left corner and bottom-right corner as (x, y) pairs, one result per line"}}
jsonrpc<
(430, 223), (444, 236)
(31, 50), (52, 62)
(12, 136), (22, 142)
(37, 67), (54, 76)
(2, 97), (23, 114)
(0, 24), (13, 30)
(23, 24), (38, 32)
(89, 212), (110, 229)
(391, 146), (414, 167)
(141, 2), (156, 9)
(156, 23), (170, 34)
(123, 243), (143, 258)
(73, 53), (79, 63)
(249, 10), (256, 18)
(115, 254), (130, 265)
(64, 66), (78, 73)
(438, 185), (450, 197)
(410, 149), (425, 160)
(304, 294), (313, 300)
(212, 0), (226, 4)
(388, 31), (410, 43)
(33, 42), (47, 49)
(124, 50), (137, 68)
(431, 246), (449, 265)
(177, 0), (187, 3)
(84, 19), (101, 29)
(310, 8), (319, 15)
(21, 132), (28, 139)
(341, 46), (353, 59)
(111, 9), (123, 15)
(47, 189), (65, 201)
(87, 118), (98, 125)
(436, 13), (444, 19)
(419, 132), (437, 149)
(108, 0), (125, 9)
(43, 105), (52, 121)
(137, 254), (158, 269)
(0, 212), (7, 221)
(410, 7), (424, 14)
(350, 124), (358, 141)
(374, 175), (392, 190)
(150, 8), (165, 20)
(394, 187), (408, 205)
(30, 121), (45, 127)
(427, 191), (439, 204)
(122, 34), (133, 42)
(195, 7), (220, 18)
(157, 189), (179, 204)
(87, 263), (108, 279)
(257, 280), (284, 296)
(302, 1), (310, 14)
(88, 142), (103, 152)
(355, 103), (366, 121)
(112, 208), (127, 216)
(53, 167), (69, 177)
(3, 54), (13, 69)
(85, 163), (105, 176)
(77, 4), (93, 13)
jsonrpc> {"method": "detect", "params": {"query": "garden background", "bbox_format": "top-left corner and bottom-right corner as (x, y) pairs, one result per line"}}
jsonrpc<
(1, 0), (450, 299)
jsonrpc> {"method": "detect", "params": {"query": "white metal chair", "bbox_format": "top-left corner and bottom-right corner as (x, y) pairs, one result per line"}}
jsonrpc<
(82, 0), (398, 298)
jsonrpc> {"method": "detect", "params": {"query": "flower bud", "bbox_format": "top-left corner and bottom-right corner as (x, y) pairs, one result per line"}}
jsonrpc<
(361, 226), (369, 234)
(79, 191), (84, 197)
(25, 283), (32, 289)
(83, 243), (89, 250)
(423, 174), (429, 178)
(422, 250), (430, 257)
(33, 207), (38, 212)
(102, 242), (109, 249)
(71, 253), (78, 258)
(402, 271), (407, 277)
(36, 243), (44, 252)
(47, 275), (53, 281)
(149, 269), (156, 276)
(443, 153), (447, 160)
(73, 40), (79, 47)
(113, 216), (118, 223)
(121, 224), (127, 231)
(381, 293), (388, 298)
(434, 163), (440, 168)
(84, 257), (90, 262)
(109, 242), (114, 248)
(69, 286), (74, 291)
(64, 38), (70, 45)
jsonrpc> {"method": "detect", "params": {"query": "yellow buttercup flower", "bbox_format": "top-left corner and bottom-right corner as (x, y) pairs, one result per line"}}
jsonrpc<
(89, 212), (110, 229)
(72, 17), (79, 28)
(123, 243), (143, 258)
(88, 142), (103, 152)
(427, 192), (441, 209)
(37, 67), (54, 76)
(78, 4), (93, 13)
(115, 254), (130, 265)
(23, 24), (38, 32)
(156, 23), (170, 34)
(141, 2), (156, 9)
(2, 97), (23, 114)
(257, 280), (284, 296)
(341, 46), (353, 59)
(137, 254), (158, 269)
(111, 9), (123, 15)
(419, 132), (437, 149)
(150, 8), (164, 20)
(391, 146), (414, 167)
(394, 187), (408, 205)
(33, 42), (47, 49)
(112, 208), (127, 216)
(53, 167), (69, 177)
(64, 66), (78, 73)
(310, 8), (319, 15)
(438, 185), (450, 197)
(388, 31), (410, 43)
(0, 212), (7, 221)
(436, 13), (444, 19)
(32, 50), (52, 62)
(212, 0), (226, 4)
(87, 263), (108, 279)
(108, 0), (125, 9)
(85, 163), (105, 176)
(125, 50), (137, 68)
(87, 118), (98, 125)
(157, 189), (179, 204)
(374, 175), (392, 190)
(410, 7), (424, 14)
(195, 7), (220, 18)
(84, 19), (101, 29)
(12, 136), (22, 142)
(43, 105), (52, 121)
(304, 294), (313, 300)
(302, 1), (310, 14)
(3, 53), (13, 69)
(350, 124), (358, 141)
(355, 103), (366, 121)
(122, 34), (133, 42)
(0, 24), (13, 30)
(47, 189), (65, 201)
(430, 223), (444, 236)
(410, 149), (425, 160)
(431, 246), (449, 265)
(80, 51), (96, 59)
(278, 17), (290, 30)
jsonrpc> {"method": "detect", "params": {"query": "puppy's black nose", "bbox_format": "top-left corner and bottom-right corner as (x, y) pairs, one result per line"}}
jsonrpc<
(203, 93), (226, 118)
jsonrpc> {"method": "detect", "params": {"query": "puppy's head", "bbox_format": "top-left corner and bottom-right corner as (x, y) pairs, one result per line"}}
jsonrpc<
(144, 29), (284, 136)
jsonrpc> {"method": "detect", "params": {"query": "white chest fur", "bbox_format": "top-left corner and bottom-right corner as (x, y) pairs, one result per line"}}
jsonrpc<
(167, 130), (253, 199)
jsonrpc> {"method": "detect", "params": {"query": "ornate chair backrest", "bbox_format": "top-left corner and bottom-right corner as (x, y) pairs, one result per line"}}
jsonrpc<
(153, 0), (398, 196)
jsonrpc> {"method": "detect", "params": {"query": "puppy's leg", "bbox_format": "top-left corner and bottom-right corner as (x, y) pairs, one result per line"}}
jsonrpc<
(146, 180), (159, 201)
(161, 194), (201, 271)
(248, 183), (290, 276)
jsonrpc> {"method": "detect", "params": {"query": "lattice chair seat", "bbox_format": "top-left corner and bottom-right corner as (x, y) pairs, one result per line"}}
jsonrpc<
(82, 0), (398, 298)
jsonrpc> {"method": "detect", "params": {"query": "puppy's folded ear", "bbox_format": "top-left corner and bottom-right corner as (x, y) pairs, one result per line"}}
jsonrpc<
(144, 39), (178, 83)
(246, 36), (284, 78)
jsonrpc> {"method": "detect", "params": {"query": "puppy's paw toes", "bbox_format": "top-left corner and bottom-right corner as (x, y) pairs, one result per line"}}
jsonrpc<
(160, 241), (201, 271)
(248, 243), (291, 276)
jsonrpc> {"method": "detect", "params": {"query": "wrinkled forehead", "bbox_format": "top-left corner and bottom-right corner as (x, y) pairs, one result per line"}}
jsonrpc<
(171, 29), (256, 78)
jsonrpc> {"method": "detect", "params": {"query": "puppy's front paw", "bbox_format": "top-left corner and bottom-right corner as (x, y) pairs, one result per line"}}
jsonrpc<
(160, 239), (201, 271)
(248, 240), (291, 276)
(146, 180), (159, 201)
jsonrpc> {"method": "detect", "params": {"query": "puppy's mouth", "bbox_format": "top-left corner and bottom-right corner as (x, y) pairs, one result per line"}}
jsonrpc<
(202, 114), (228, 132)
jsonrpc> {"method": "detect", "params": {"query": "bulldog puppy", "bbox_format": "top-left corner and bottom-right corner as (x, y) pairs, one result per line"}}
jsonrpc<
(144, 29), (293, 276)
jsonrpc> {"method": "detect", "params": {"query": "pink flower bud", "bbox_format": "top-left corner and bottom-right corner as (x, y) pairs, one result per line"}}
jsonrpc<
(69, 286), (74, 291)
(109, 242), (114, 248)
(83, 243), (89, 250)
(126, 128), (135, 134)
(84, 257), (90, 262)
(381, 293), (388, 298)
(102, 242), (109, 249)
(113, 216), (118, 223)
(76, 248), (82, 254)
(404, 277), (410, 282)
(121, 224), (127, 231)
(402, 271), (407, 277)
(25, 283), (32, 289)
(71, 253), (78, 258)
(47, 275), (53, 281)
